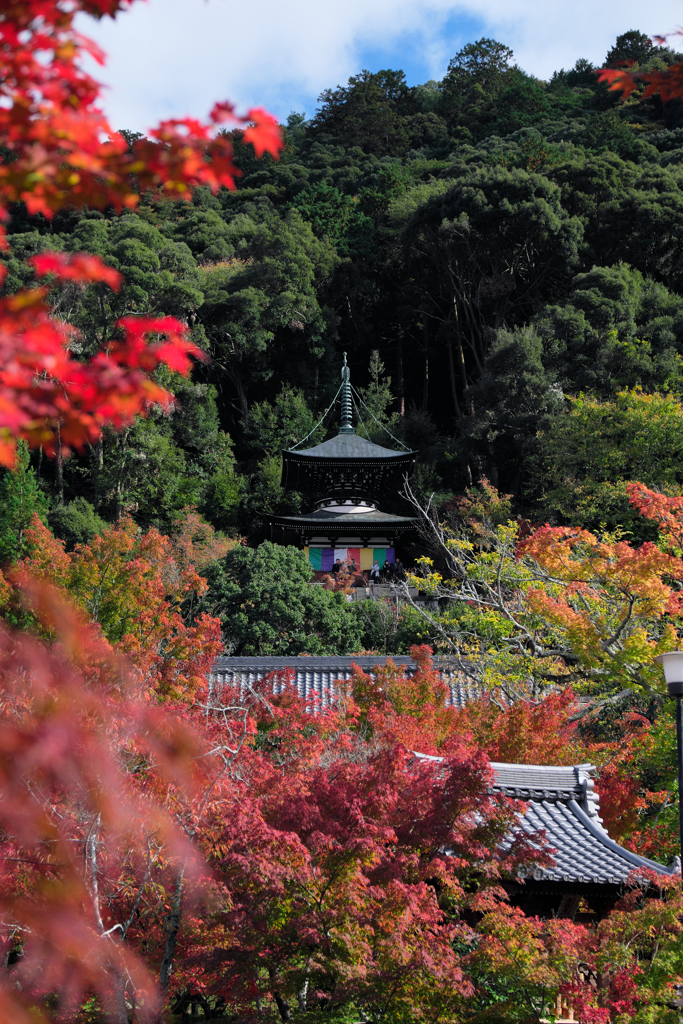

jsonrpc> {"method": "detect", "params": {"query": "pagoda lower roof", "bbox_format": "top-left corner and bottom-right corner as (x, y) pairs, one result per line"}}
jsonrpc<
(269, 507), (417, 533)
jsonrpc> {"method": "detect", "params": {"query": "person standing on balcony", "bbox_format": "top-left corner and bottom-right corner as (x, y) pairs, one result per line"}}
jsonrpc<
(370, 560), (380, 595)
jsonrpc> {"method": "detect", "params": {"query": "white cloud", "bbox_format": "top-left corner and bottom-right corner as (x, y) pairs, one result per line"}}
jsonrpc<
(78, 0), (683, 133)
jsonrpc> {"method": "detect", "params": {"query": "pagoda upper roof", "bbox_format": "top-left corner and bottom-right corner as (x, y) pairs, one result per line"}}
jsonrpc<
(285, 432), (416, 462)
(280, 355), (417, 497)
(281, 439), (416, 497)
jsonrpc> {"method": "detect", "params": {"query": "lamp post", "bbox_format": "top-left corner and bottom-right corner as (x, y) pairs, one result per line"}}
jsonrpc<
(655, 651), (683, 877)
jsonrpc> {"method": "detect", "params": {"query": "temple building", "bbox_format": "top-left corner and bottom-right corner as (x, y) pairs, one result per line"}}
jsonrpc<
(267, 355), (418, 572)
(211, 653), (681, 919)
(416, 754), (679, 920)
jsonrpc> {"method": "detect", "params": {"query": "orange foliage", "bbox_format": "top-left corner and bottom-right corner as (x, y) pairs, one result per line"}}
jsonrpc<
(520, 525), (683, 619)
(457, 689), (584, 766)
(347, 645), (461, 754)
(170, 507), (235, 571)
(627, 480), (683, 552)
(18, 513), (223, 699)
(321, 567), (357, 594)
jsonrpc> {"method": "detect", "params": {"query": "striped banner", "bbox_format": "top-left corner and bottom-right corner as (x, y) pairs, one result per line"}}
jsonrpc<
(307, 547), (396, 570)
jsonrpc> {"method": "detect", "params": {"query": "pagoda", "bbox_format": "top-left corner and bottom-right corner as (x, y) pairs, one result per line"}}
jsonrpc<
(268, 355), (418, 572)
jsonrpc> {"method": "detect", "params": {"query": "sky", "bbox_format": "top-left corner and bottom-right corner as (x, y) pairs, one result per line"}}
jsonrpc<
(77, 0), (683, 134)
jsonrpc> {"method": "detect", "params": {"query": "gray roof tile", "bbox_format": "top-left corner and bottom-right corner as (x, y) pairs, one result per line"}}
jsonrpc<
(210, 655), (483, 710)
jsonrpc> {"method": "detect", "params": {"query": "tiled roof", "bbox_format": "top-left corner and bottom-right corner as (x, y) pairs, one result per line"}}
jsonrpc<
(210, 655), (484, 710)
(272, 508), (416, 525)
(416, 754), (680, 884)
(211, 658), (680, 883)
(285, 433), (414, 460)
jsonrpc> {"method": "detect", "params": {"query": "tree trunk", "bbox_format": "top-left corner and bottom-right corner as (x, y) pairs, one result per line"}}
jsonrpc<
(422, 324), (429, 412)
(255, 977), (264, 1017)
(55, 424), (64, 505)
(109, 971), (129, 1024)
(297, 957), (312, 1012)
(228, 365), (249, 423)
(273, 992), (292, 1022)
(446, 335), (461, 418)
(114, 429), (130, 520)
(422, 354), (429, 412)
(269, 968), (292, 1022)
(395, 335), (405, 417)
(87, 435), (104, 502)
(297, 977), (309, 1012)
(155, 862), (186, 1021)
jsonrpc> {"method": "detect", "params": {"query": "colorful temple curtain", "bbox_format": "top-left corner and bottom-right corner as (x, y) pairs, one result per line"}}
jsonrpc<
(305, 547), (395, 570)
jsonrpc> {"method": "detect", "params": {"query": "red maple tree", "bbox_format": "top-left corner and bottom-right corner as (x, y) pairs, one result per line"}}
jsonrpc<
(0, 0), (283, 470)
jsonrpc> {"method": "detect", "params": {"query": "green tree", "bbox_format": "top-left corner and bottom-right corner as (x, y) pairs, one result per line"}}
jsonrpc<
(401, 166), (583, 413)
(245, 385), (325, 458)
(0, 441), (49, 563)
(62, 214), (205, 350)
(459, 325), (564, 495)
(533, 389), (683, 536)
(440, 38), (520, 136)
(198, 207), (338, 422)
(356, 350), (400, 444)
(535, 263), (683, 398)
(49, 497), (107, 550)
(201, 471), (245, 536)
(548, 159), (683, 293)
(97, 417), (199, 523)
(312, 69), (414, 156)
(549, 58), (598, 90)
(199, 541), (364, 655)
(442, 38), (515, 101)
(604, 30), (673, 68)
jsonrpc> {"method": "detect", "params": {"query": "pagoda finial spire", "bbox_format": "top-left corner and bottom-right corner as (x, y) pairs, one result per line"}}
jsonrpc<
(339, 352), (354, 435)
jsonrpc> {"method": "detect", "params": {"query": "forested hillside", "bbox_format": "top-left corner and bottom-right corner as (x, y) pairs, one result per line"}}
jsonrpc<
(5, 29), (683, 548)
